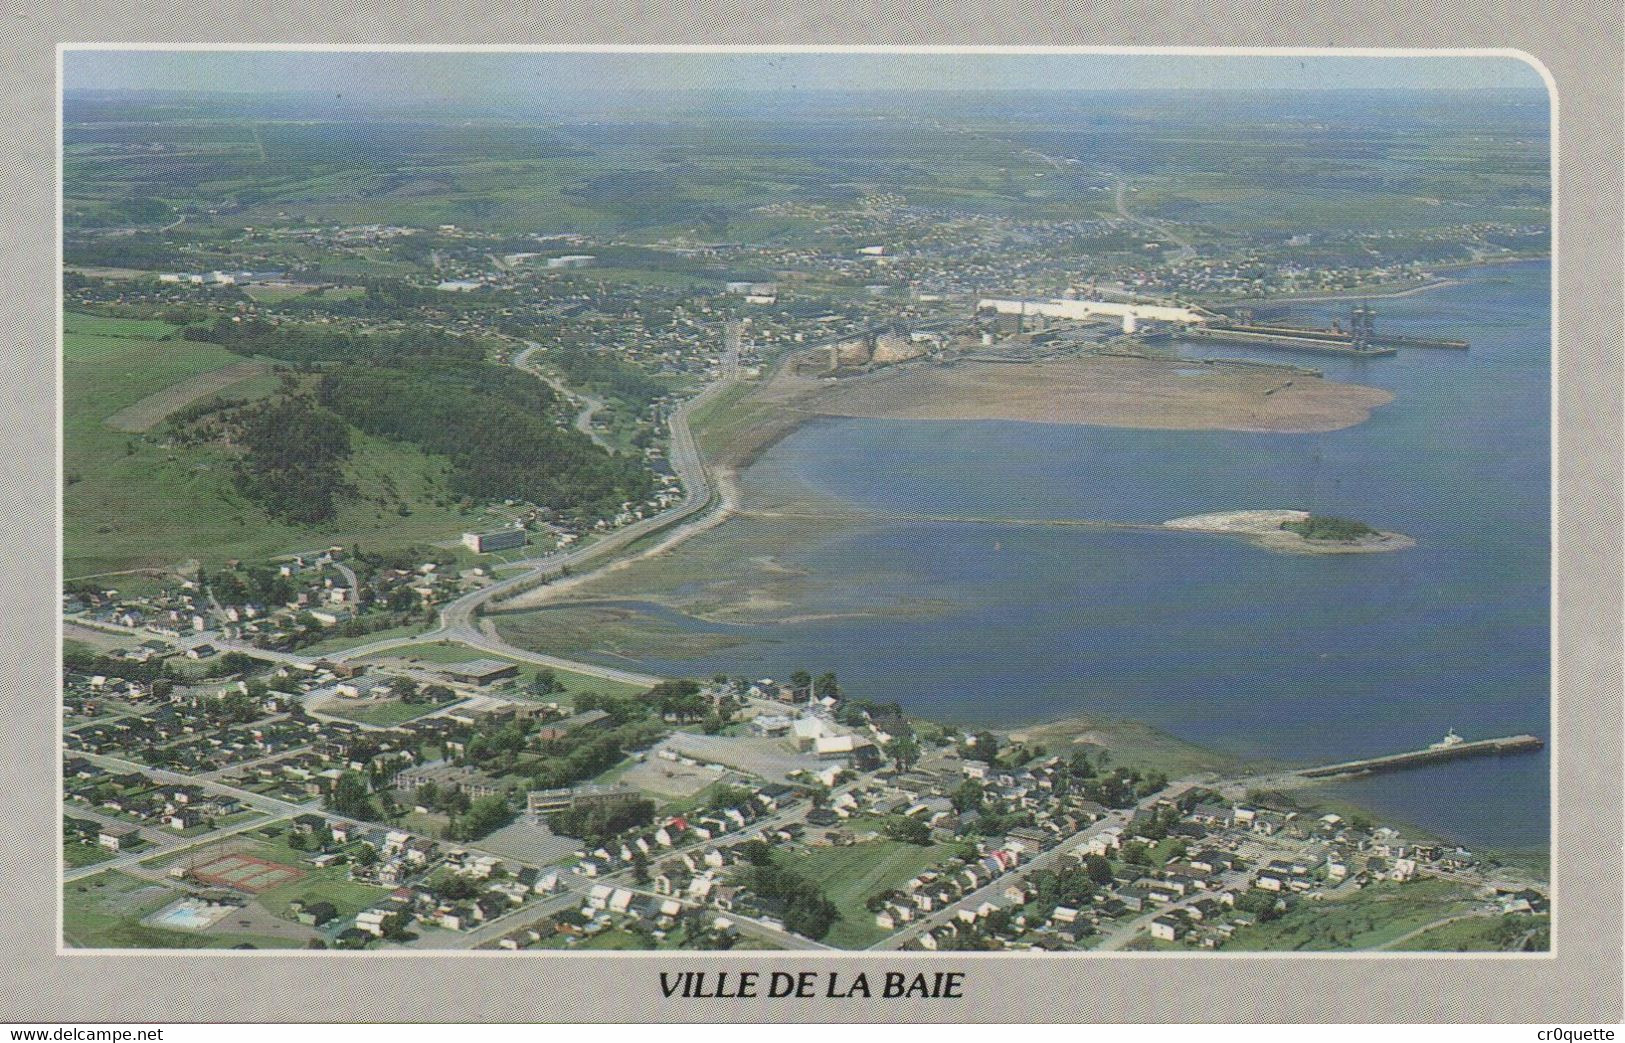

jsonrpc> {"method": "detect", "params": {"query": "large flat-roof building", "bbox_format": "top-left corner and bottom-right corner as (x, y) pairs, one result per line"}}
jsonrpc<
(527, 783), (639, 821)
(462, 528), (527, 554)
(438, 659), (521, 686)
(395, 763), (508, 799)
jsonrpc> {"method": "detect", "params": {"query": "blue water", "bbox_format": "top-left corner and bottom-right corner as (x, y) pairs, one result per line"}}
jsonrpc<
(583, 261), (1553, 849)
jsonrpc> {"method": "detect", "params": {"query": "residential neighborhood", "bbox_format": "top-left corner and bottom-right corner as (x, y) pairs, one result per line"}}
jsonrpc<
(63, 581), (1549, 953)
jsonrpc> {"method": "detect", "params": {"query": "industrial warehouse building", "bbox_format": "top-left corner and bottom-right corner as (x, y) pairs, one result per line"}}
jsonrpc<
(437, 659), (522, 686)
(462, 527), (527, 553)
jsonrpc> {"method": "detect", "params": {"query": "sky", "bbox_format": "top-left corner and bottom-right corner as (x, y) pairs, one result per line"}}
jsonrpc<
(63, 50), (1548, 101)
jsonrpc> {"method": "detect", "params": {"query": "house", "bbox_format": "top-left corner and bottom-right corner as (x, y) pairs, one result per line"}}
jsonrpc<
(295, 901), (337, 927)
(162, 807), (205, 831)
(814, 734), (874, 759)
(474, 894), (509, 922)
(1117, 886), (1151, 912)
(1150, 915), (1186, 943)
(751, 715), (792, 737)
(98, 825), (139, 851)
(355, 903), (404, 937)
(534, 709), (611, 742)
(1084, 827), (1123, 856)
(1006, 826), (1051, 853)
(791, 716), (831, 748)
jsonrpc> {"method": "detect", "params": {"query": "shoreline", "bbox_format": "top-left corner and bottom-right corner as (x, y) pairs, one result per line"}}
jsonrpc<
(1215, 253), (1547, 306)
(495, 309), (1539, 870)
(801, 355), (1394, 435)
(998, 711), (1547, 872)
(1225, 278), (1461, 306)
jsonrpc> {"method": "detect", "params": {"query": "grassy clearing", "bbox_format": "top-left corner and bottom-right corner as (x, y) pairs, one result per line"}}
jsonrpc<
(240, 285), (320, 303)
(254, 865), (395, 923)
(1223, 878), (1479, 952)
(63, 841), (114, 868)
(64, 323), (488, 574)
(1006, 715), (1241, 778)
(784, 839), (958, 950)
(63, 312), (178, 340)
(357, 641), (650, 700)
(318, 698), (443, 727)
(1390, 912), (1548, 952)
(576, 928), (652, 950)
(299, 623), (432, 656)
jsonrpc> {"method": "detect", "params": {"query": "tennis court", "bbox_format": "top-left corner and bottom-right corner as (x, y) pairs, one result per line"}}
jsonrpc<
(189, 853), (304, 893)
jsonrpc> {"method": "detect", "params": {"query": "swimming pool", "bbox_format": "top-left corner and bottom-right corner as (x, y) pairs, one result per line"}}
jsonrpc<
(149, 898), (227, 930)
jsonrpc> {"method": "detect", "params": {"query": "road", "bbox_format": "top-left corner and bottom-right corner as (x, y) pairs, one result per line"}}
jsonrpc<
(868, 779), (1200, 951)
(408, 785), (851, 951)
(66, 807), (300, 884)
(1114, 178), (1198, 264)
(515, 344), (614, 452)
(77, 751), (322, 820)
(1370, 909), (1496, 951)
(99, 325), (741, 694)
(326, 331), (740, 680)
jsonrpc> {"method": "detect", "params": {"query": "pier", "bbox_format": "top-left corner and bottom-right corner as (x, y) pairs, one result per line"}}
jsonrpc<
(1148, 299), (1471, 356)
(1177, 326), (1399, 356)
(1298, 732), (1544, 780)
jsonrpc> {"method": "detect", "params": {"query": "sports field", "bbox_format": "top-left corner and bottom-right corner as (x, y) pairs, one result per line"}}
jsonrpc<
(189, 852), (305, 893)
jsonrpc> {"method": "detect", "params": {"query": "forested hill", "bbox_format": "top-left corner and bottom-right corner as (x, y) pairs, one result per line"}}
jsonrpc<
(319, 362), (652, 518)
(183, 315), (487, 366)
(174, 318), (653, 523)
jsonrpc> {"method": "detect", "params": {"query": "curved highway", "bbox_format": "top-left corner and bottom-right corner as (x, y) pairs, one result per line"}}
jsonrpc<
(1115, 177), (1198, 264)
(516, 344), (615, 452)
(326, 337), (741, 685)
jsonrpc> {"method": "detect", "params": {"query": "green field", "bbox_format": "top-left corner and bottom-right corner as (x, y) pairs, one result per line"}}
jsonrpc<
(355, 640), (651, 700)
(298, 622), (433, 657)
(319, 698), (445, 727)
(255, 866), (395, 924)
(1222, 879), (1480, 952)
(63, 316), (489, 576)
(1389, 912), (1549, 952)
(63, 841), (114, 868)
(783, 839), (958, 950)
(63, 313), (179, 340)
(1009, 715), (1241, 779)
(63, 870), (303, 950)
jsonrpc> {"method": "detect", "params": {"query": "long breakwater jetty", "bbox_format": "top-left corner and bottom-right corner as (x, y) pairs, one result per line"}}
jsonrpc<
(1177, 326), (1399, 356)
(1298, 733), (1544, 780)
